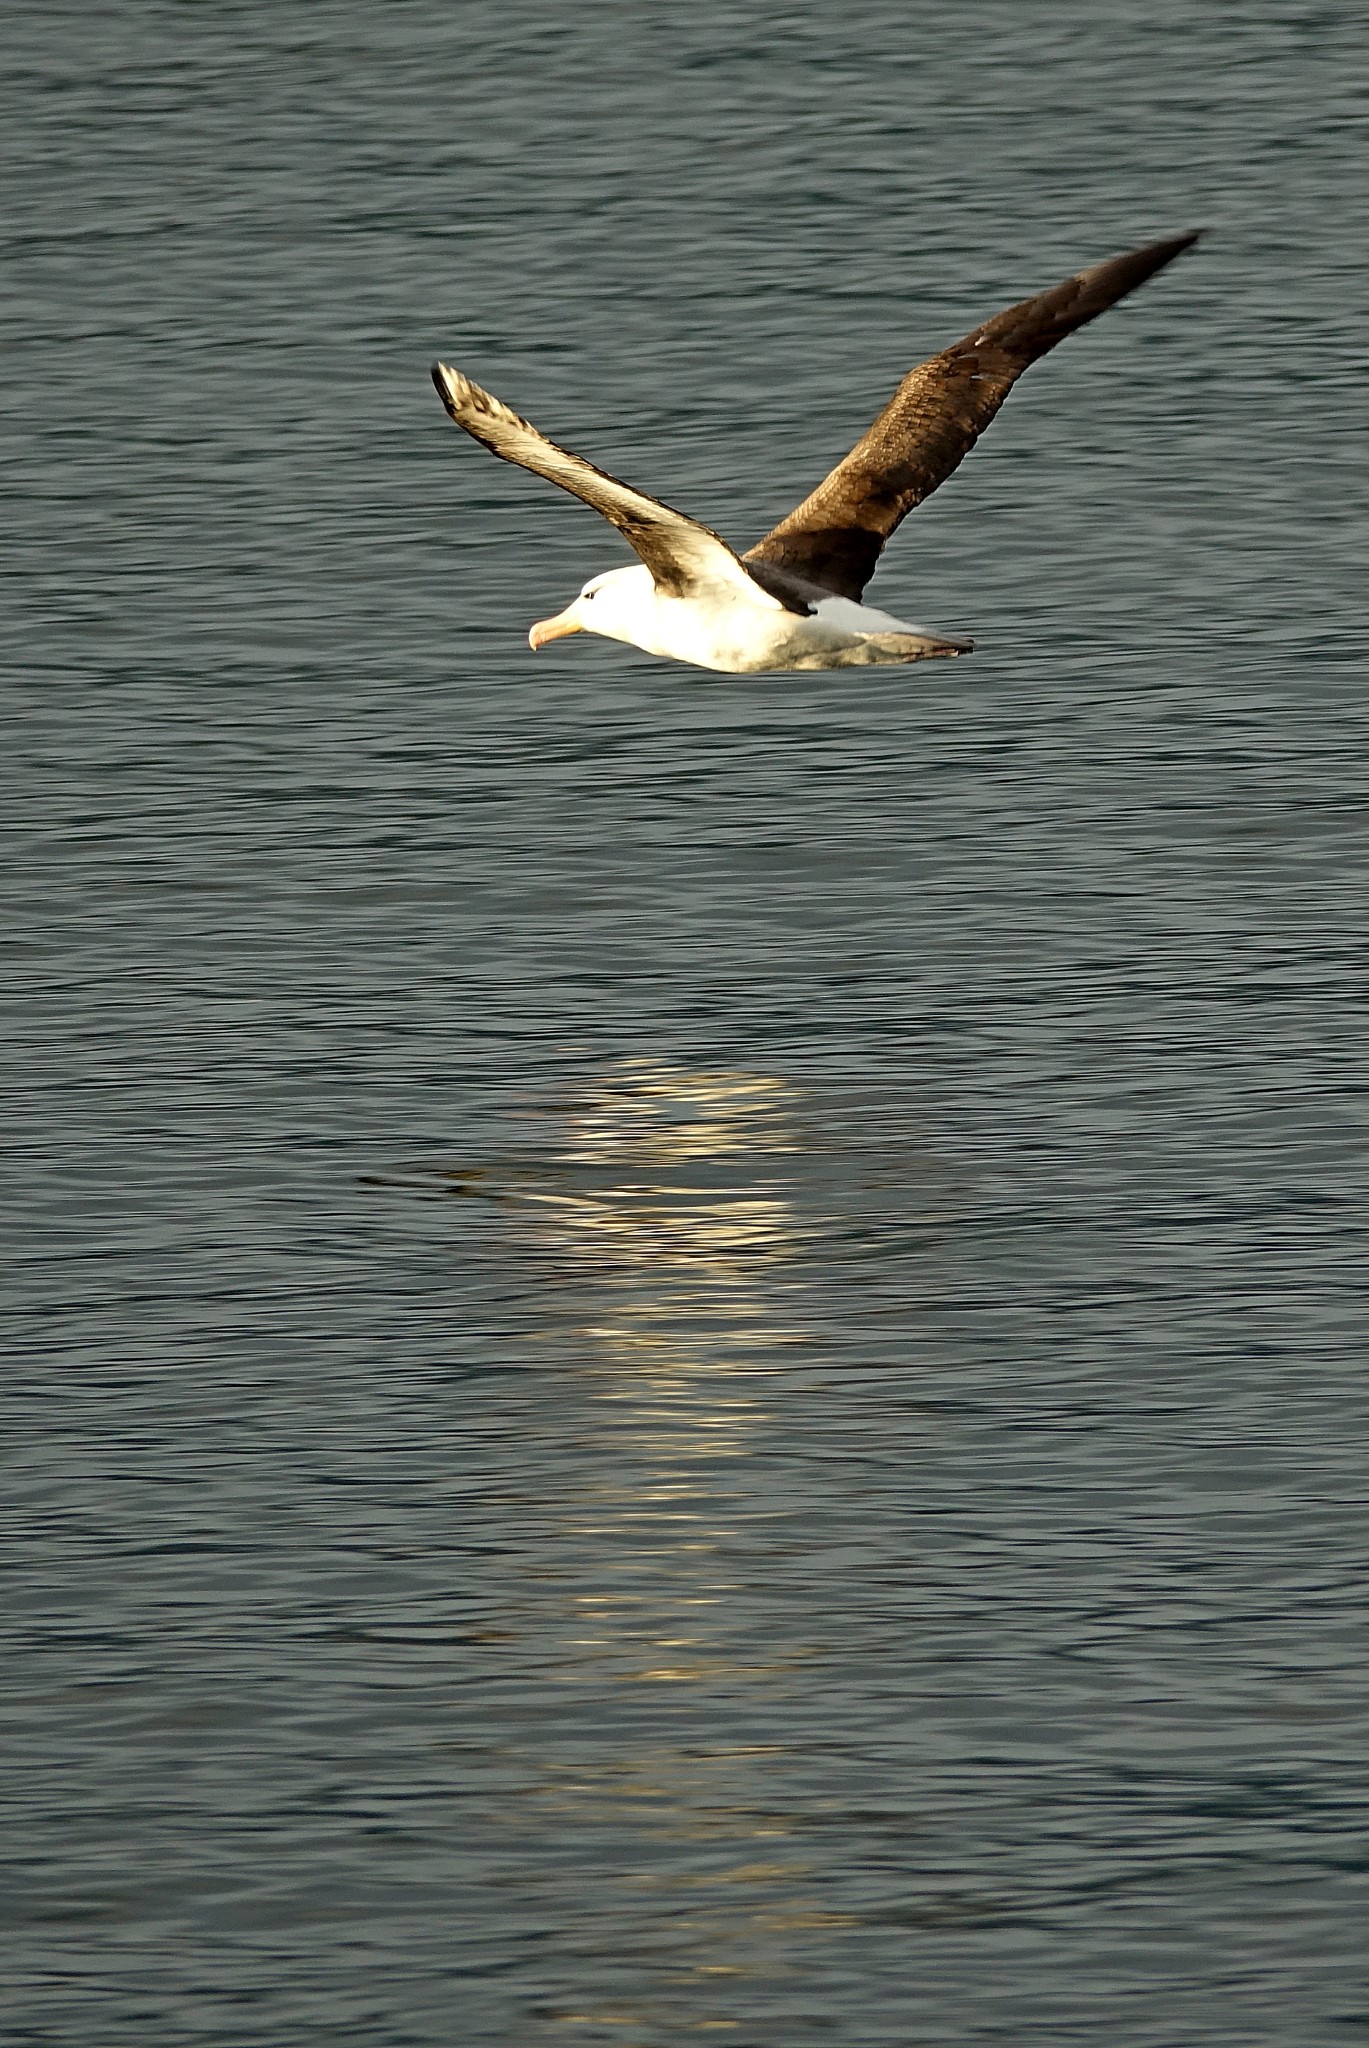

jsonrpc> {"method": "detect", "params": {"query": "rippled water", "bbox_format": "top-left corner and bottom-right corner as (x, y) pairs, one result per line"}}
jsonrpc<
(6, 3), (1369, 2043)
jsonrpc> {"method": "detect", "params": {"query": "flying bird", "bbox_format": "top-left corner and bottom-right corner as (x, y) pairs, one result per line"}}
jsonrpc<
(432, 231), (1200, 675)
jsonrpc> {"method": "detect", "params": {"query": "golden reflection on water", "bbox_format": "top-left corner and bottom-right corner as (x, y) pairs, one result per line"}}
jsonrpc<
(483, 1061), (848, 2027)
(370, 1064), (942, 2023)
(514, 1058), (806, 1276)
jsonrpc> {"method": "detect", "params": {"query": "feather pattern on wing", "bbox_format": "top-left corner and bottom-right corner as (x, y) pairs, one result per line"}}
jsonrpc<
(743, 231), (1201, 602)
(431, 364), (784, 606)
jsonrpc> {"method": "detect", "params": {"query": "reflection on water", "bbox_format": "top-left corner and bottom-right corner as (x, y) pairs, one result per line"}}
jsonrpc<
(409, 1057), (807, 1267)
(384, 1059), (930, 2028)
(383, 1055), (953, 1282)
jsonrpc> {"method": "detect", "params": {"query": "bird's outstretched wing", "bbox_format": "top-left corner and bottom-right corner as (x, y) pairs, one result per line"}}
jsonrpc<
(744, 231), (1202, 603)
(432, 363), (775, 606)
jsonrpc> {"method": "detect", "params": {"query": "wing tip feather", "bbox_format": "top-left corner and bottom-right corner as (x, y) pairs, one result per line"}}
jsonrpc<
(431, 361), (533, 435)
(1072, 227), (1206, 307)
(430, 359), (465, 415)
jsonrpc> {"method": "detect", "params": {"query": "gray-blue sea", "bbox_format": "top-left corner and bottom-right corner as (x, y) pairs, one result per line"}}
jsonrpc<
(6, 3), (1369, 2043)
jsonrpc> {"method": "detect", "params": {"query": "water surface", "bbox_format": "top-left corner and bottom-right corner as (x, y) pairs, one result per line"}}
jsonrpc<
(5, 3), (1369, 2043)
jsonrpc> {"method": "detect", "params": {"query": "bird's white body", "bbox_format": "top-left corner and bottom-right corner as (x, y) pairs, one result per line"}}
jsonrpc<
(535, 564), (962, 674)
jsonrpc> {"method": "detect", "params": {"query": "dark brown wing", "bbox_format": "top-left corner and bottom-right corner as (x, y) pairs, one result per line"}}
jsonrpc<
(431, 363), (773, 605)
(744, 231), (1202, 602)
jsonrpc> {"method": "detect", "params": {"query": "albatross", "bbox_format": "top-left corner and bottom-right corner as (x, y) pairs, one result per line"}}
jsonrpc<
(432, 231), (1200, 675)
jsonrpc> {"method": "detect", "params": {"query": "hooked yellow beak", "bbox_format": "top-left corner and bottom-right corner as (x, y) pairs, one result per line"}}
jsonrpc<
(528, 606), (583, 650)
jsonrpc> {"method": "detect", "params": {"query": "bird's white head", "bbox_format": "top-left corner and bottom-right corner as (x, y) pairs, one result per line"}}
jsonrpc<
(528, 564), (656, 652)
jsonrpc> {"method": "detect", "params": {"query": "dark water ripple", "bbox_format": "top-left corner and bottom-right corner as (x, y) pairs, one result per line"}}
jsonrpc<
(5, 3), (1369, 2044)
